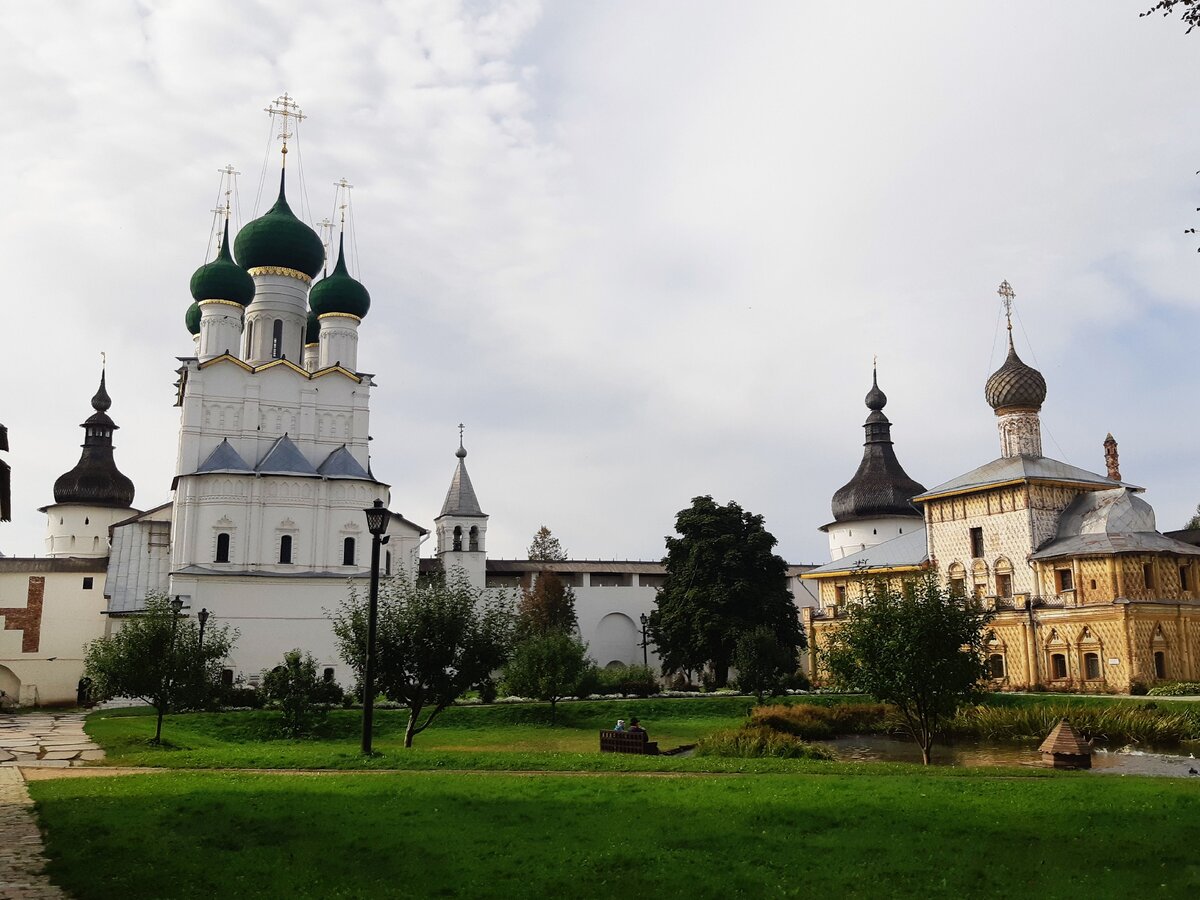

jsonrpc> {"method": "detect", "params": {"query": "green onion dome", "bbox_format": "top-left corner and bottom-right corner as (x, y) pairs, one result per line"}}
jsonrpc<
(309, 233), (371, 319)
(305, 309), (320, 345)
(234, 171), (325, 279)
(185, 301), (201, 335)
(189, 219), (255, 306)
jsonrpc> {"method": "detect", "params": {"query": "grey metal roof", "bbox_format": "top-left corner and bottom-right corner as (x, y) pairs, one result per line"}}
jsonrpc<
(196, 439), (252, 473)
(803, 527), (929, 576)
(317, 445), (370, 479)
(1031, 532), (1200, 561)
(257, 434), (317, 476)
(914, 456), (1140, 502)
(439, 456), (485, 517)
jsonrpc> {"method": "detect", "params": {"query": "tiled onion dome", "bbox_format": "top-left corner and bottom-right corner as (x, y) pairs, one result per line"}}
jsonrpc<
(189, 219), (255, 306)
(309, 233), (370, 319)
(233, 170), (325, 279)
(985, 337), (1046, 410)
(52, 371), (135, 508)
(830, 369), (925, 523)
(185, 301), (201, 335)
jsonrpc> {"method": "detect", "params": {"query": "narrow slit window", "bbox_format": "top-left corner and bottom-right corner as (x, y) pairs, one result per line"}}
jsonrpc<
(343, 537), (356, 566)
(271, 319), (284, 359)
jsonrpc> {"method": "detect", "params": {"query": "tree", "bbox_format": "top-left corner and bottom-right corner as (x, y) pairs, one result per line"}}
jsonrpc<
(528, 525), (567, 561)
(84, 593), (237, 743)
(733, 625), (795, 703)
(1141, 1), (1200, 33)
(332, 568), (514, 747)
(262, 649), (333, 737)
(518, 571), (578, 637)
(822, 574), (993, 765)
(1183, 503), (1200, 530)
(648, 496), (802, 687)
(502, 632), (590, 723)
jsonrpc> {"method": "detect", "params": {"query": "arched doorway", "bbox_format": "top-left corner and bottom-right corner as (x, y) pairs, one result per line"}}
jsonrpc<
(0, 665), (20, 708)
(592, 613), (637, 666)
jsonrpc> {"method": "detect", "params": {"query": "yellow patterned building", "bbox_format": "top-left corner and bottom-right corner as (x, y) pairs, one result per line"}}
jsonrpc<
(803, 294), (1200, 693)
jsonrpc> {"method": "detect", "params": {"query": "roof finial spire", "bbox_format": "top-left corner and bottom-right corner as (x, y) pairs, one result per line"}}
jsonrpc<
(92, 359), (111, 413)
(865, 358), (887, 411)
(265, 93), (305, 168)
(457, 423), (467, 459)
(998, 280), (1016, 346)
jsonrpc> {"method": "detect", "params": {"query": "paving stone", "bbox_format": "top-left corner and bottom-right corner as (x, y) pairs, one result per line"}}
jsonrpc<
(39, 752), (80, 761)
(78, 751), (105, 761)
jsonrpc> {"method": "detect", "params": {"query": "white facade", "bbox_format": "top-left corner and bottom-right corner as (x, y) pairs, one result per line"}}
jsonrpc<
(824, 515), (921, 562)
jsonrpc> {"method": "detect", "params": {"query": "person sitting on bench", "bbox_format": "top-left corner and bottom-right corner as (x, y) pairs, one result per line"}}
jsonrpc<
(628, 717), (646, 735)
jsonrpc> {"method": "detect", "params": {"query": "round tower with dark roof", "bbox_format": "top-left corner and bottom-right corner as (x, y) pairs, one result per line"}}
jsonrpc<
(986, 282), (1047, 459)
(820, 366), (926, 561)
(40, 369), (138, 558)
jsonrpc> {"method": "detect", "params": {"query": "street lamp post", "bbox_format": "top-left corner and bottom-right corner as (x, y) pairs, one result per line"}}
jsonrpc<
(639, 613), (649, 669)
(197, 608), (209, 652)
(361, 499), (392, 755)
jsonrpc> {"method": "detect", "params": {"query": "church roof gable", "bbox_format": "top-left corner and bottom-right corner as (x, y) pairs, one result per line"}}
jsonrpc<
(196, 439), (252, 473)
(317, 445), (370, 480)
(256, 434), (317, 475)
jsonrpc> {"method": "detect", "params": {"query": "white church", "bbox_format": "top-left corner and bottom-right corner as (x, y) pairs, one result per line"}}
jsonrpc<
(0, 100), (822, 705)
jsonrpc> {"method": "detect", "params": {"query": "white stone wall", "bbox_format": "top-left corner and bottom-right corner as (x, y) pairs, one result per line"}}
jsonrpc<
(42, 505), (134, 559)
(825, 516), (922, 562)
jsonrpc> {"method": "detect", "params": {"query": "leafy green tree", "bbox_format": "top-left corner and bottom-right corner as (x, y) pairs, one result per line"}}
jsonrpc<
(528, 525), (567, 561)
(648, 495), (802, 687)
(262, 649), (334, 737)
(822, 574), (993, 765)
(332, 568), (515, 747)
(502, 632), (590, 722)
(1183, 503), (1200, 530)
(517, 571), (578, 637)
(84, 593), (237, 743)
(733, 625), (795, 703)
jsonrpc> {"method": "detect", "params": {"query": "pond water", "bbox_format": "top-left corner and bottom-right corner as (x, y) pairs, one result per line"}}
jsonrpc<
(827, 734), (1200, 777)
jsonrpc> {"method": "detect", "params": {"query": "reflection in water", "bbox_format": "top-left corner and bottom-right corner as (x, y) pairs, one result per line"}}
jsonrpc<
(826, 734), (1200, 777)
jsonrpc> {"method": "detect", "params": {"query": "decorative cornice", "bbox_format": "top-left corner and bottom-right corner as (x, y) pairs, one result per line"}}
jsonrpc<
(317, 312), (362, 323)
(247, 266), (313, 285)
(197, 299), (246, 310)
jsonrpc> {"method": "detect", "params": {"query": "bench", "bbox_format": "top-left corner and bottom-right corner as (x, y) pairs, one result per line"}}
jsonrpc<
(600, 730), (659, 755)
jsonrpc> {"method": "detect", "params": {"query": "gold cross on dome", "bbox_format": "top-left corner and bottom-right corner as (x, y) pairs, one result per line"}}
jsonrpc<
(458, 423), (465, 442)
(265, 93), (306, 163)
(997, 280), (1015, 331)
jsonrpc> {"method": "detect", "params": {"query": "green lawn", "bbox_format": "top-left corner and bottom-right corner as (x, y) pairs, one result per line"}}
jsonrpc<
(29, 769), (1200, 899)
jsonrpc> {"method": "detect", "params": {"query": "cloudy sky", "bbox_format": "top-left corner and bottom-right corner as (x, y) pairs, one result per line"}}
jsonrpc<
(1, 1), (1197, 564)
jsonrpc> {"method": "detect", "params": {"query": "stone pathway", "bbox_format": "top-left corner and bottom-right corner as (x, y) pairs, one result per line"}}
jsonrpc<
(0, 767), (66, 898)
(0, 715), (103, 768)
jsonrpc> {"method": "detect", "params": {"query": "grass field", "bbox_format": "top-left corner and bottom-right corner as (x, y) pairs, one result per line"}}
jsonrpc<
(28, 769), (1200, 899)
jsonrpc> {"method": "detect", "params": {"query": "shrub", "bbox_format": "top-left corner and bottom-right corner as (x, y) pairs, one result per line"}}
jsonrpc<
(1147, 681), (1200, 697)
(261, 650), (335, 737)
(475, 679), (498, 704)
(218, 686), (265, 710)
(749, 703), (890, 740)
(945, 702), (1200, 744)
(1130, 681), (1150, 696)
(595, 664), (659, 698)
(695, 725), (836, 760)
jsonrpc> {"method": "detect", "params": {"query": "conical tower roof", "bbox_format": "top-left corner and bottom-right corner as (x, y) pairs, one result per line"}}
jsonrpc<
(829, 367), (925, 524)
(51, 370), (135, 508)
(439, 438), (485, 517)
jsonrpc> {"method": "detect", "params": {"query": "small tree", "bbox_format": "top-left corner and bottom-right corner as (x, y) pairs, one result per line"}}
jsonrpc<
(84, 593), (237, 743)
(503, 632), (590, 723)
(261, 649), (331, 737)
(332, 568), (514, 747)
(517, 571), (578, 637)
(822, 574), (992, 765)
(733, 625), (796, 703)
(528, 525), (567, 561)
(649, 495), (803, 687)
(1183, 503), (1200, 530)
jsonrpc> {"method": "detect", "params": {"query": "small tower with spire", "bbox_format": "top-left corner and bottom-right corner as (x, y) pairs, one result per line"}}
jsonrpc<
(820, 362), (926, 561)
(40, 365), (138, 558)
(984, 281), (1047, 459)
(433, 426), (488, 588)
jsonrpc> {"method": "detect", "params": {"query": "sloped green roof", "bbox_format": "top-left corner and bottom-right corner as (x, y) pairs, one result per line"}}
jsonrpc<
(189, 219), (255, 306)
(233, 171), (324, 279)
(185, 301), (201, 335)
(309, 233), (370, 319)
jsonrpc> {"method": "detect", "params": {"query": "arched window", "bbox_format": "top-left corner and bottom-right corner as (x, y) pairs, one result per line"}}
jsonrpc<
(468, 525), (479, 552)
(1050, 653), (1068, 680)
(271, 319), (284, 359)
(1154, 651), (1167, 679)
(452, 525), (462, 552)
(215, 533), (231, 563)
(323, 667), (335, 683)
(279, 535), (293, 565)
(384, 551), (392, 576)
(988, 654), (1006, 679)
(343, 537), (356, 566)
(1083, 652), (1101, 680)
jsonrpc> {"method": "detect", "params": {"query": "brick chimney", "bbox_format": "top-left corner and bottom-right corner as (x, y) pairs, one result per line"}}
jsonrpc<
(1103, 433), (1121, 482)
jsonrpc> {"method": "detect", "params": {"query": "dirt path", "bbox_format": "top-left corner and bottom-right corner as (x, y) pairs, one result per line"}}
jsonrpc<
(20, 765), (734, 781)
